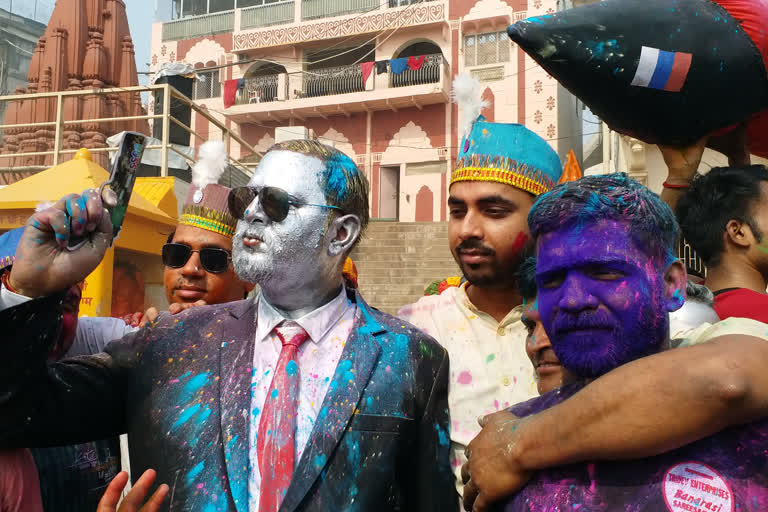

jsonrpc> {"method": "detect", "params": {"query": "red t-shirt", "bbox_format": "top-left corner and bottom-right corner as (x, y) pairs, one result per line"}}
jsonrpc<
(713, 288), (768, 323)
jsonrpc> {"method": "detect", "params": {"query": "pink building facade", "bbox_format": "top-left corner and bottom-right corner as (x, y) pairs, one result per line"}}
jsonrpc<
(150, 0), (582, 221)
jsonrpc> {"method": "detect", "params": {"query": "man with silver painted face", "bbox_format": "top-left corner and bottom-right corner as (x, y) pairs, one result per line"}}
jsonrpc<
(0, 139), (454, 512)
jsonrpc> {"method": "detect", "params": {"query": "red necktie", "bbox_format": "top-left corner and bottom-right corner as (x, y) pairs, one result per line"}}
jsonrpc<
(257, 321), (310, 511)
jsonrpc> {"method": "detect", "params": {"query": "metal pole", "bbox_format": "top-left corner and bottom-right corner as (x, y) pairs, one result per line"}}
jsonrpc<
(161, 84), (171, 177)
(52, 92), (63, 166)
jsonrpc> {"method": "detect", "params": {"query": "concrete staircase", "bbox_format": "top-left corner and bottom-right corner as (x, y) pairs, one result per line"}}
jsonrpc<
(351, 221), (461, 315)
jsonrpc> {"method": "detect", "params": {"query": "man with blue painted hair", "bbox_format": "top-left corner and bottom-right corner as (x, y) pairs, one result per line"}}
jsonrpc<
(0, 139), (454, 511)
(462, 174), (768, 512)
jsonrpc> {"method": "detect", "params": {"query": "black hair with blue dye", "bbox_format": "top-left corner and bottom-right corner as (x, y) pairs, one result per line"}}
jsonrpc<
(528, 173), (678, 265)
(517, 256), (538, 301)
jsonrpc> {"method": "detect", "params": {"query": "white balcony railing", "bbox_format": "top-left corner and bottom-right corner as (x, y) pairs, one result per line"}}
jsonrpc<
(162, 10), (235, 41)
(389, 54), (443, 88)
(241, 1), (295, 29)
(235, 74), (283, 105)
(301, 0), (378, 20)
(294, 64), (365, 98)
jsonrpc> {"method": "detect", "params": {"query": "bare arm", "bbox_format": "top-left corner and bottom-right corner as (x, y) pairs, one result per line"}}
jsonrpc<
(462, 334), (768, 511)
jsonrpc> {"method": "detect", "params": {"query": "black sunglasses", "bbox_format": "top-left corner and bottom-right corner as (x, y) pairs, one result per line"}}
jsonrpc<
(162, 243), (231, 273)
(228, 186), (341, 222)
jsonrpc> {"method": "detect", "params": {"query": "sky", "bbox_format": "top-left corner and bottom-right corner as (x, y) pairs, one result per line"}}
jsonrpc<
(2, 0), (154, 87)
(126, 0), (155, 87)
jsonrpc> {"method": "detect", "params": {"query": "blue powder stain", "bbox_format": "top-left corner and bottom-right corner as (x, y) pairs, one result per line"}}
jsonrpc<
(343, 371), (354, 382)
(185, 460), (205, 486)
(319, 406), (329, 420)
(227, 434), (239, 452)
(172, 403), (201, 429)
(252, 407), (260, 417)
(181, 373), (209, 401)
(366, 396), (373, 408)
(196, 406), (212, 424)
(395, 334), (409, 351)
(271, 388), (279, 399)
(324, 376), (330, 382)
(314, 454), (327, 469)
(435, 423), (449, 446)
(202, 504), (217, 512)
(285, 360), (298, 377)
(339, 360), (353, 372)
(178, 370), (192, 380)
(325, 152), (357, 201)
(55, 232), (66, 240)
(329, 380), (338, 391)
(357, 301), (384, 335)
(527, 17), (544, 24)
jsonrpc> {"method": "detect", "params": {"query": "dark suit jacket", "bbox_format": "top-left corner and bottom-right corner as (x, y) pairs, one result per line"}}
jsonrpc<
(0, 289), (454, 511)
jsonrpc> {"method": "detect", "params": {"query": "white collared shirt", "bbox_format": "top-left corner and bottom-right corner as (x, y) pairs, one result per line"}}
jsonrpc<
(398, 283), (537, 499)
(248, 287), (356, 510)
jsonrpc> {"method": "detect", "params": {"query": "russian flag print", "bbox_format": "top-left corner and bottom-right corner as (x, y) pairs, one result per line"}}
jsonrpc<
(631, 46), (693, 92)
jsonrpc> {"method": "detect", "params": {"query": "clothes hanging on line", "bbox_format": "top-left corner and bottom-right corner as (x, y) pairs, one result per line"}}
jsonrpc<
(407, 55), (426, 70)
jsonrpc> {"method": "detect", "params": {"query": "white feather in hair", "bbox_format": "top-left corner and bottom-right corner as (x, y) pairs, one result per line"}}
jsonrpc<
(193, 140), (229, 189)
(452, 73), (488, 144)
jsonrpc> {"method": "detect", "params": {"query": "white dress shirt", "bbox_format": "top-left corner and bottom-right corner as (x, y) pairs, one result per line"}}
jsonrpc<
(248, 287), (356, 511)
(398, 283), (537, 500)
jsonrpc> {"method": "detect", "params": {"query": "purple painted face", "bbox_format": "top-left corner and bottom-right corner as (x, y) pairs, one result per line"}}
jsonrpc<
(535, 220), (672, 378)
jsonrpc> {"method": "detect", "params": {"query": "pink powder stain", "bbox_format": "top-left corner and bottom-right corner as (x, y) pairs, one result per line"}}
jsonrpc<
(457, 371), (473, 385)
(196, 483), (205, 490)
(452, 458), (463, 468)
(493, 399), (500, 410)
(385, 365), (391, 373)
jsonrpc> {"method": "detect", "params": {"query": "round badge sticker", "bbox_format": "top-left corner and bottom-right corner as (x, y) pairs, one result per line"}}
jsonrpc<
(662, 462), (734, 512)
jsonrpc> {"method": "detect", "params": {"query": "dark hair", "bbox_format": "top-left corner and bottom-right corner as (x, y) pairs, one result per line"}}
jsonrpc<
(268, 140), (370, 244)
(529, 173), (679, 265)
(676, 165), (768, 267)
(517, 256), (538, 301)
(685, 281), (714, 307)
(166, 229), (176, 245)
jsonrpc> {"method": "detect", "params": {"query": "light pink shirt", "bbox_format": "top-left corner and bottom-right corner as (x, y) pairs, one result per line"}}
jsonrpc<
(0, 449), (43, 512)
(248, 288), (356, 510)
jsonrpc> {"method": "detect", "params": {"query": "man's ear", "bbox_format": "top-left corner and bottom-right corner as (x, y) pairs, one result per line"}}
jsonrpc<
(725, 219), (754, 249)
(327, 214), (361, 257)
(663, 259), (687, 313)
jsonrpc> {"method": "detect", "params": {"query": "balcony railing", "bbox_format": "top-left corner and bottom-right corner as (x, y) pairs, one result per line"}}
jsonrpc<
(295, 64), (365, 99)
(390, 54), (443, 88)
(235, 74), (283, 105)
(162, 10), (235, 41)
(0, 84), (260, 176)
(301, 0), (378, 20)
(388, 0), (435, 6)
(241, 1), (295, 29)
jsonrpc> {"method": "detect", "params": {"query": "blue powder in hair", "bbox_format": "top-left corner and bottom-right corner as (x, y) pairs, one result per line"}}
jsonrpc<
(324, 152), (357, 201)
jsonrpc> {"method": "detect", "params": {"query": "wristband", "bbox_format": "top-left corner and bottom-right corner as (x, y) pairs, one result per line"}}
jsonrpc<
(662, 181), (690, 189)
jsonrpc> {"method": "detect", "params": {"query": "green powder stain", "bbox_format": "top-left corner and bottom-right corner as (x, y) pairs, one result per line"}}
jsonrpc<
(486, 353), (495, 363)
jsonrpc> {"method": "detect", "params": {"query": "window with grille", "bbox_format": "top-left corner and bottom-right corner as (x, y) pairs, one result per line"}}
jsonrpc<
(193, 70), (221, 100)
(464, 31), (510, 67)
